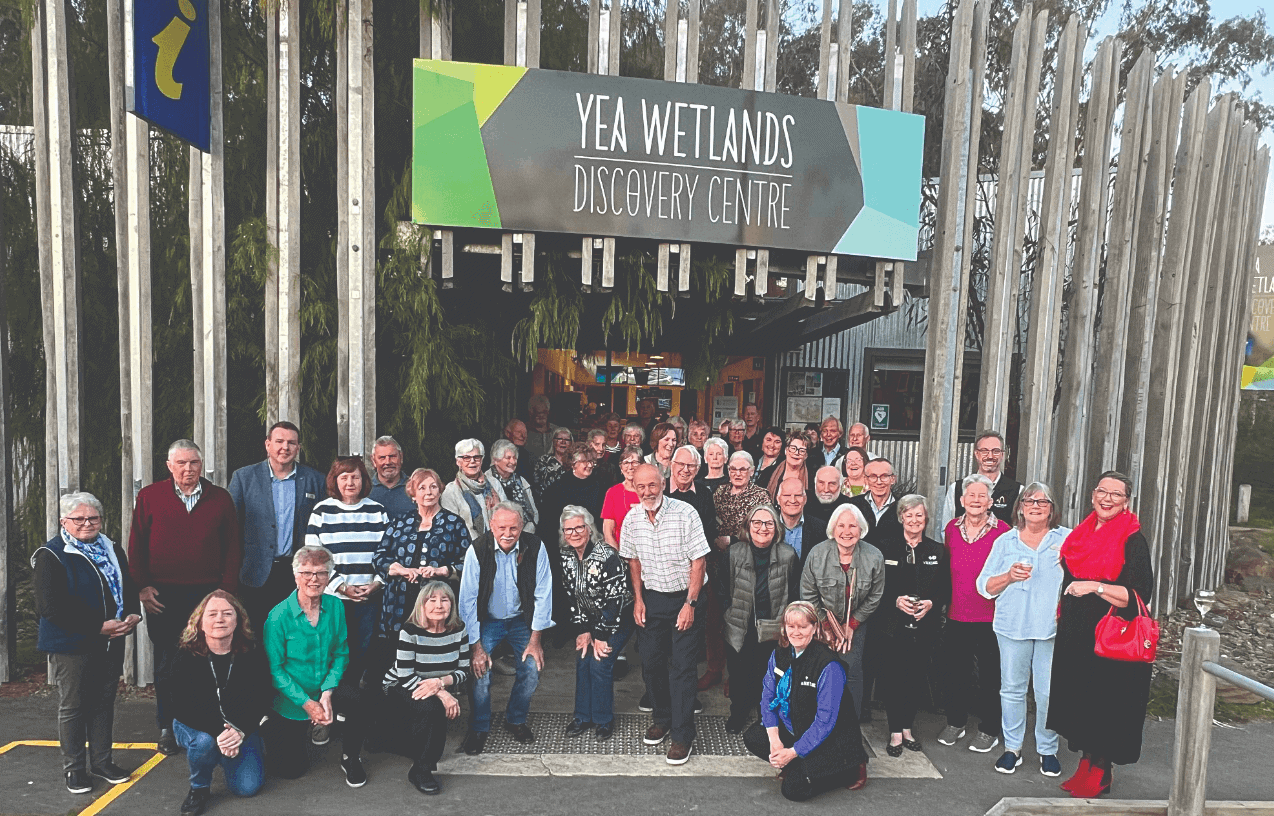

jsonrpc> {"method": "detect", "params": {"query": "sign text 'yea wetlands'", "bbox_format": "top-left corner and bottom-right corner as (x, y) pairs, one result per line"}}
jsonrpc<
(412, 60), (924, 261)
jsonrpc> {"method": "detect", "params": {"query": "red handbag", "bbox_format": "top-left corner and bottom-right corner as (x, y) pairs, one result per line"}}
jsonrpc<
(1093, 591), (1159, 663)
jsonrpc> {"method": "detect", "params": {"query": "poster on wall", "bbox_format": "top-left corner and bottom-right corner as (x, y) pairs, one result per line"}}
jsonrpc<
(412, 60), (925, 260)
(713, 396), (739, 425)
(1244, 248), (1274, 389)
(787, 397), (824, 426)
(787, 371), (822, 397)
(821, 398), (841, 423)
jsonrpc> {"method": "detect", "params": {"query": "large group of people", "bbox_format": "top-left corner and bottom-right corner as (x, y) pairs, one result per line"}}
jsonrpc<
(33, 401), (1155, 807)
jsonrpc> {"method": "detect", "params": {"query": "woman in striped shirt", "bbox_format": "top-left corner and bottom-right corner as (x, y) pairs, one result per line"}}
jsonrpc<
(305, 457), (389, 689)
(380, 581), (470, 795)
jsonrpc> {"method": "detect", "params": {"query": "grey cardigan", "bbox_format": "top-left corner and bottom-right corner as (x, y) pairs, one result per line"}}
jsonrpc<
(799, 538), (886, 625)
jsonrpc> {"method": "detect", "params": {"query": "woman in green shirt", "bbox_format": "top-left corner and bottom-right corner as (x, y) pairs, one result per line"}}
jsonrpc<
(263, 546), (358, 785)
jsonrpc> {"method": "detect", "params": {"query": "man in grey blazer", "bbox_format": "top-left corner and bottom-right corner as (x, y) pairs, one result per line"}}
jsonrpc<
(228, 421), (326, 634)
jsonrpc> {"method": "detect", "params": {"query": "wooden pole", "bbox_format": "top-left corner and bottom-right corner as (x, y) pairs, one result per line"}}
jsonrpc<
(1018, 15), (1082, 484)
(266, 0), (301, 425)
(1084, 51), (1155, 490)
(1051, 37), (1120, 523)
(1117, 69), (1184, 494)
(500, 0), (539, 296)
(916, 0), (978, 528)
(1157, 97), (1235, 609)
(1138, 81), (1211, 610)
(0, 152), (12, 682)
(976, 7), (1045, 433)
(1167, 627), (1220, 816)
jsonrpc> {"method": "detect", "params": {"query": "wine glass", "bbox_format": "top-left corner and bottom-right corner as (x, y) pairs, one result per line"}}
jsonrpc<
(904, 596), (921, 630)
(1193, 589), (1217, 629)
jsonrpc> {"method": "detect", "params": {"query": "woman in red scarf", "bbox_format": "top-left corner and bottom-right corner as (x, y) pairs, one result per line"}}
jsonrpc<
(1046, 471), (1153, 799)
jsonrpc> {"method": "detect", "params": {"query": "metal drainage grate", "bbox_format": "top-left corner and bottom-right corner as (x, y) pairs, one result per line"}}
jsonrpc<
(477, 712), (755, 756)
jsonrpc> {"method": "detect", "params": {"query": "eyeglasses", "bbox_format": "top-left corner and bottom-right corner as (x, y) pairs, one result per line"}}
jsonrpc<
(457, 455), (483, 463)
(1092, 487), (1127, 500)
(620, 460), (640, 467)
(673, 462), (698, 469)
(562, 525), (588, 536)
(574, 461), (595, 468)
(750, 519), (776, 529)
(865, 473), (894, 482)
(64, 516), (102, 526)
(1021, 498), (1052, 507)
(786, 445), (808, 456)
(296, 570), (330, 581)
(727, 466), (752, 474)
(975, 447), (1004, 456)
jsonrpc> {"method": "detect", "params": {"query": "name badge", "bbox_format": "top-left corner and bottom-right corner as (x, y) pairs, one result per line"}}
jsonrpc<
(305, 492), (316, 499)
(885, 559), (899, 566)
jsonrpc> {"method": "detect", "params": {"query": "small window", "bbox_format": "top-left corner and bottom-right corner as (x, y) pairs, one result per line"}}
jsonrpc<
(861, 348), (980, 441)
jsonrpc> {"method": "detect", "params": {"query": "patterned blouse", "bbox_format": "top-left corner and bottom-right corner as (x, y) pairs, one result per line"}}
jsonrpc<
(713, 483), (774, 542)
(533, 454), (567, 503)
(559, 539), (633, 641)
(372, 508), (472, 636)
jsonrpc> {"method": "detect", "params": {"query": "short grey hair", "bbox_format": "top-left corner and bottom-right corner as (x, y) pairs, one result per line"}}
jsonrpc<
(491, 500), (525, 524)
(528, 394), (551, 412)
(826, 502), (870, 539)
(373, 435), (402, 454)
(552, 427), (574, 441)
(622, 423), (646, 442)
(587, 428), (607, 444)
(1014, 481), (1061, 529)
(820, 416), (843, 432)
(293, 544), (334, 574)
(895, 493), (929, 522)
(728, 417), (747, 431)
(728, 450), (755, 470)
(167, 438), (202, 460)
(559, 505), (603, 543)
(673, 444), (702, 466)
(962, 472), (995, 492)
(455, 438), (484, 458)
(738, 503), (779, 545)
(490, 438), (518, 462)
(848, 422), (870, 439)
(704, 437), (729, 458)
(59, 491), (104, 519)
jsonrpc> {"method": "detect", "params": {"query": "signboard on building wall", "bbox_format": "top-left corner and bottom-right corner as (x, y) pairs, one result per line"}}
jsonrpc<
(1245, 248), (1274, 389)
(412, 59), (925, 261)
(713, 396), (738, 425)
(129, 0), (211, 151)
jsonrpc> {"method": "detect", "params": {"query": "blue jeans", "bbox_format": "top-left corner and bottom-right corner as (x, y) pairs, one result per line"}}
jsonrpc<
(471, 617), (540, 732)
(573, 619), (634, 727)
(172, 720), (264, 796)
(996, 635), (1058, 755)
(341, 598), (378, 686)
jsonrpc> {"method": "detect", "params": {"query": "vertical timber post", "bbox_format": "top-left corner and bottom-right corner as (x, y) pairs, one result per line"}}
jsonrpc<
(267, 0), (301, 425)
(585, 0), (620, 292)
(421, 1), (454, 287)
(503, 0), (539, 294)
(656, 0), (695, 296)
(1167, 627), (1220, 816)
(0, 157), (12, 681)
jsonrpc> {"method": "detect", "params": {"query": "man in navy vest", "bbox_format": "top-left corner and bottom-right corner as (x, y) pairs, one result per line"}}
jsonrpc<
(457, 502), (554, 756)
(228, 421), (325, 639)
(939, 430), (1022, 528)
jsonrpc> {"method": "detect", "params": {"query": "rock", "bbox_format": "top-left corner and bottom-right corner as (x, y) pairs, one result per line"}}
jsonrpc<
(1225, 540), (1274, 590)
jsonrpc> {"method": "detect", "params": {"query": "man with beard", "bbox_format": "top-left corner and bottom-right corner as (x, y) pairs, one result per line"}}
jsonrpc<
(369, 436), (413, 519)
(808, 465), (849, 515)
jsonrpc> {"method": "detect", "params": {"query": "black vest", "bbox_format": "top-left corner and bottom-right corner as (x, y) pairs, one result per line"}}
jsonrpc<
(472, 532), (543, 625)
(953, 475), (1021, 524)
(772, 641), (860, 777)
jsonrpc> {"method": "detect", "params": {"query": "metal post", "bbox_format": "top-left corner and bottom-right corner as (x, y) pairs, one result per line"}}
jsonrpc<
(1168, 626), (1220, 816)
(0, 157), (13, 682)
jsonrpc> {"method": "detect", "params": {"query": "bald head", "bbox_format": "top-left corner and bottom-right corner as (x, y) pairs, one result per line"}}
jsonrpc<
(776, 477), (807, 521)
(814, 465), (843, 504)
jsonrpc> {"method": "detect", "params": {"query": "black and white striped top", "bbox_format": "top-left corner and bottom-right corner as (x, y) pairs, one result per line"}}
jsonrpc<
(305, 497), (389, 593)
(383, 621), (471, 692)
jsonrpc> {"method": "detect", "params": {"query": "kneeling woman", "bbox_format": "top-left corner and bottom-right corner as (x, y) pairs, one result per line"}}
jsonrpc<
(744, 601), (868, 801)
(169, 590), (271, 816)
(351, 581), (469, 795)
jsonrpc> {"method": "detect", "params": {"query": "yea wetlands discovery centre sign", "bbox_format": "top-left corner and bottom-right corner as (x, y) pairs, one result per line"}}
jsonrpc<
(412, 60), (925, 261)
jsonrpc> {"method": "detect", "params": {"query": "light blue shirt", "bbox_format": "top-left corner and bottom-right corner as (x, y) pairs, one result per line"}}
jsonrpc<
(270, 467), (298, 558)
(782, 514), (807, 557)
(458, 539), (554, 638)
(976, 526), (1070, 641)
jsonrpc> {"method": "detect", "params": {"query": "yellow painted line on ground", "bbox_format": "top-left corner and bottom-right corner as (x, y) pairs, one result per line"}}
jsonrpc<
(77, 750), (167, 816)
(0, 740), (166, 814)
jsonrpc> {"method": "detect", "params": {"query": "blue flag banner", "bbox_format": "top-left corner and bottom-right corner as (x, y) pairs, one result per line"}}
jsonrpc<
(129, 0), (211, 152)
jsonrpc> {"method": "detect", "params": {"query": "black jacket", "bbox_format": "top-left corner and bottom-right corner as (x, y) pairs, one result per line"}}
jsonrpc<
(167, 646), (272, 737)
(875, 534), (950, 638)
(848, 493), (902, 546)
(33, 535), (139, 655)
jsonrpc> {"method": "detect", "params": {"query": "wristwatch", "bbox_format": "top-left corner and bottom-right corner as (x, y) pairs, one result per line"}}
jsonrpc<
(1096, 584), (1105, 596)
(685, 597), (698, 608)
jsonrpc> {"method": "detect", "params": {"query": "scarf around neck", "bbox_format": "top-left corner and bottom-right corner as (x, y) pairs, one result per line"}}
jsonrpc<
(488, 467), (533, 525)
(1060, 509), (1139, 582)
(770, 646), (799, 719)
(60, 528), (125, 615)
(456, 472), (492, 536)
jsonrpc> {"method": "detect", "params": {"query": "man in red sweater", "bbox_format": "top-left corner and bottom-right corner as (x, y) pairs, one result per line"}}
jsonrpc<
(128, 439), (241, 756)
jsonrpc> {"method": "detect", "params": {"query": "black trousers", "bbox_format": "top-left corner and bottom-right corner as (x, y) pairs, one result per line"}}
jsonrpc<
(147, 582), (219, 730)
(637, 589), (704, 744)
(725, 632), (776, 719)
(265, 687), (366, 780)
(742, 721), (854, 802)
(942, 620), (1002, 737)
(879, 626), (937, 733)
(383, 686), (450, 769)
(241, 559), (297, 641)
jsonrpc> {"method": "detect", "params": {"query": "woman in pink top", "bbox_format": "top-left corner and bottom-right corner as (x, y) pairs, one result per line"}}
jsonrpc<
(936, 473), (1009, 754)
(601, 446), (644, 550)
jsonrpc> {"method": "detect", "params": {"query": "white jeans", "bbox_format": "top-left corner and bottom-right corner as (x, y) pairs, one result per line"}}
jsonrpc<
(996, 635), (1058, 755)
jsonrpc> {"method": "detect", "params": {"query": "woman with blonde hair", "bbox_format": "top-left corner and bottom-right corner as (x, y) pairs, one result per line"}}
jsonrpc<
(743, 600), (869, 801)
(168, 590), (271, 815)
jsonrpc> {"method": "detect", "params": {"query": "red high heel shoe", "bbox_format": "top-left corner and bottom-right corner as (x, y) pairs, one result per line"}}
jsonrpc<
(1060, 757), (1091, 792)
(1070, 764), (1111, 799)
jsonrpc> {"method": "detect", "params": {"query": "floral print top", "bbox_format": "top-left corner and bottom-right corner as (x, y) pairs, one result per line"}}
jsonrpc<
(372, 509), (471, 636)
